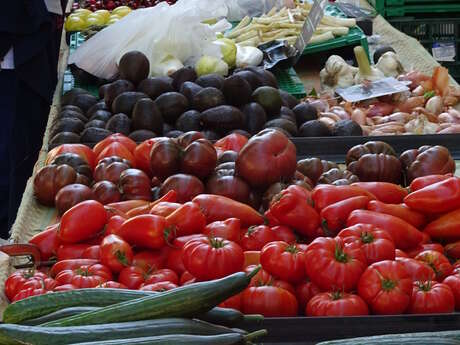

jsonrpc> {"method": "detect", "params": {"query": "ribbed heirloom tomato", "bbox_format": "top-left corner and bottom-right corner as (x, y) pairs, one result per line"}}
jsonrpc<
(241, 225), (278, 251)
(241, 286), (298, 317)
(396, 257), (436, 281)
(100, 234), (133, 273)
(358, 260), (412, 314)
(338, 224), (395, 264)
(408, 281), (455, 314)
(182, 237), (244, 281)
(414, 250), (453, 281)
(55, 263), (113, 288)
(260, 241), (306, 284)
(305, 237), (367, 292)
(306, 292), (369, 316)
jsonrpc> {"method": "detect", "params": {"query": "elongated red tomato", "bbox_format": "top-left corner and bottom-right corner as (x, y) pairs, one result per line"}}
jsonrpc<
(338, 223), (395, 264)
(414, 250), (453, 281)
(241, 286), (298, 317)
(367, 201), (426, 229)
(406, 243), (444, 258)
(59, 200), (108, 243)
(57, 244), (93, 261)
(410, 174), (453, 192)
(396, 257), (436, 281)
(182, 237), (244, 281)
(445, 241), (460, 261)
(358, 260), (412, 315)
(347, 210), (423, 250)
(166, 202), (206, 237)
(119, 214), (174, 250)
(118, 266), (147, 289)
(271, 225), (297, 244)
(305, 237), (367, 292)
(408, 281), (455, 314)
(351, 182), (408, 204)
(312, 185), (376, 211)
(260, 241), (306, 284)
(28, 224), (61, 261)
(82, 245), (101, 260)
(307, 292), (369, 316)
(423, 208), (460, 242)
(320, 196), (370, 235)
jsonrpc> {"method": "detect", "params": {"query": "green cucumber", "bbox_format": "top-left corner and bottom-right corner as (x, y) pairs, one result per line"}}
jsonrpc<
(6, 287), (259, 325)
(199, 307), (263, 326)
(43, 269), (259, 327)
(69, 330), (268, 345)
(69, 333), (245, 345)
(22, 307), (100, 326)
(4, 288), (152, 324)
(0, 318), (245, 345)
(317, 331), (460, 345)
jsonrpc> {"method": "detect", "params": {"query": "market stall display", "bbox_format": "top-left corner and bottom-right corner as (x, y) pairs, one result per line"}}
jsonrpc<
(4, 0), (460, 344)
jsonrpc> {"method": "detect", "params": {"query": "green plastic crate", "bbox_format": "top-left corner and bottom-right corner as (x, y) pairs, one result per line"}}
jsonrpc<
(273, 67), (306, 99)
(389, 16), (460, 82)
(369, 0), (460, 17)
(62, 32), (100, 96)
(301, 4), (369, 59)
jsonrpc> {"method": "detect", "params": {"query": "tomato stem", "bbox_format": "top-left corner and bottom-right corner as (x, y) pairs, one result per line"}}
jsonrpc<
(360, 232), (374, 244)
(330, 290), (343, 300)
(334, 245), (349, 263)
(115, 250), (129, 266)
(416, 280), (432, 291)
(285, 244), (299, 254)
(381, 278), (396, 291)
(209, 237), (226, 248)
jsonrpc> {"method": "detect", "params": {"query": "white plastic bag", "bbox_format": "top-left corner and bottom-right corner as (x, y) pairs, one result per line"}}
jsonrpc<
(225, 0), (295, 21)
(69, 0), (228, 80)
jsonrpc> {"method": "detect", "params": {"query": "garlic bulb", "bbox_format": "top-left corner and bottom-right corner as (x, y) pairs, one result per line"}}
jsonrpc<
(320, 55), (358, 90)
(376, 51), (405, 78)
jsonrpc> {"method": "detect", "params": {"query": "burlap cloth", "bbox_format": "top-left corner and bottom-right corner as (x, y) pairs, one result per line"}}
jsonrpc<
(0, 1), (458, 317)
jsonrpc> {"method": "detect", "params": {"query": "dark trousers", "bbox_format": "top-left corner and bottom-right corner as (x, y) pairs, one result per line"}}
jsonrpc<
(0, 70), (16, 238)
(0, 70), (49, 239)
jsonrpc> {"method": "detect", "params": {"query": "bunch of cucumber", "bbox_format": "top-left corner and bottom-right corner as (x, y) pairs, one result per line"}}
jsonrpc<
(1, 268), (267, 345)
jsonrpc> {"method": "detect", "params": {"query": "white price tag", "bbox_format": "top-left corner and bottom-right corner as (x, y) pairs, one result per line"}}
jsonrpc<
(294, 0), (327, 53)
(432, 42), (456, 62)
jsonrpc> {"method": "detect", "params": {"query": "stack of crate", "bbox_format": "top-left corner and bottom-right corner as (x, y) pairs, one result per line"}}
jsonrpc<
(368, 0), (460, 82)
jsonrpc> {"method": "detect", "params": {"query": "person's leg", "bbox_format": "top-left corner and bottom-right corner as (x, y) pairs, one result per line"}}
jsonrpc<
(0, 70), (16, 239)
(7, 79), (49, 229)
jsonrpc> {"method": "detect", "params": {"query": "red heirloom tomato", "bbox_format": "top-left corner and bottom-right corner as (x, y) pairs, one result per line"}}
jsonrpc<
(241, 286), (298, 317)
(96, 142), (136, 167)
(118, 266), (147, 289)
(414, 250), (453, 281)
(59, 200), (108, 243)
(180, 271), (197, 286)
(93, 133), (137, 157)
(54, 284), (77, 292)
(396, 249), (409, 258)
(241, 225), (278, 251)
(445, 241), (460, 261)
(408, 281), (455, 314)
(5, 270), (49, 301)
(46, 144), (96, 170)
(214, 133), (248, 154)
(396, 257), (436, 281)
(55, 263), (113, 288)
(260, 241), (306, 284)
(305, 237), (367, 292)
(202, 218), (241, 243)
(100, 234), (133, 273)
(140, 281), (178, 292)
(105, 215), (126, 237)
(144, 269), (179, 285)
(182, 237), (244, 281)
(271, 225), (296, 244)
(119, 214), (174, 250)
(406, 243), (444, 258)
(338, 224), (395, 264)
(358, 260), (412, 315)
(50, 259), (99, 277)
(235, 129), (297, 189)
(306, 292), (369, 316)
(295, 279), (322, 312)
(443, 271), (460, 310)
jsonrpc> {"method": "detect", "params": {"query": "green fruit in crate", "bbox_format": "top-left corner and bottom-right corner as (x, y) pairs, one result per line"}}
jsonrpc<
(65, 15), (87, 32)
(112, 6), (132, 17)
(86, 13), (108, 27)
(73, 8), (92, 19)
(94, 9), (111, 22)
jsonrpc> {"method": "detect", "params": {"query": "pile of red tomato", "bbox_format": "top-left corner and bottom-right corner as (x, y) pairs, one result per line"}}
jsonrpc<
(5, 172), (460, 318)
(5, 130), (460, 317)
